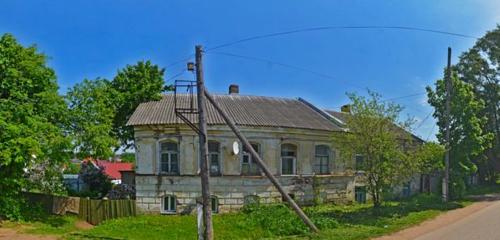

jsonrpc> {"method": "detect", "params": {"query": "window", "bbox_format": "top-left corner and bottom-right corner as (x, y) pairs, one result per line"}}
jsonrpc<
(211, 196), (219, 213)
(208, 141), (221, 175)
(355, 187), (366, 204)
(314, 145), (331, 174)
(162, 195), (177, 213)
(241, 143), (261, 176)
(160, 142), (179, 174)
(281, 144), (297, 175)
(355, 154), (364, 170)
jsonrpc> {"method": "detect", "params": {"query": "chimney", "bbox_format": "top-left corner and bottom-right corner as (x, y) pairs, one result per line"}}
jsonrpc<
(229, 84), (239, 95)
(341, 104), (351, 113)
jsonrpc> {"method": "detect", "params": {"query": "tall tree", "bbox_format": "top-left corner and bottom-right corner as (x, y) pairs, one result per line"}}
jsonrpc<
(333, 91), (416, 207)
(426, 73), (493, 198)
(111, 60), (167, 149)
(66, 78), (119, 159)
(0, 34), (70, 218)
(454, 25), (500, 183)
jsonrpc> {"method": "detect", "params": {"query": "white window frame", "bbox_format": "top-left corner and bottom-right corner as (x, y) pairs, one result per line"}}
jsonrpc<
(280, 144), (297, 176)
(158, 141), (180, 175)
(161, 195), (177, 214)
(240, 142), (261, 176)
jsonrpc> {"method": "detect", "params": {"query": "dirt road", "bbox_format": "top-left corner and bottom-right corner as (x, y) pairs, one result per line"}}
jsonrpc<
(375, 194), (500, 240)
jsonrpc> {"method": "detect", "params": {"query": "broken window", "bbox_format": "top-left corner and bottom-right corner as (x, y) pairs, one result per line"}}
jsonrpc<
(314, 145), (331, 174)
(208, 141), (221, 176)
(160, 141), (179, 174)
(281, 144), (297, 175)
(241, 143), (261, 176)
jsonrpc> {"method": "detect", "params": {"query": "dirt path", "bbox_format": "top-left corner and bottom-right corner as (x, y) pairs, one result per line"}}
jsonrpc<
(0, 227), (57, 240)
(374, 194), (500, 240)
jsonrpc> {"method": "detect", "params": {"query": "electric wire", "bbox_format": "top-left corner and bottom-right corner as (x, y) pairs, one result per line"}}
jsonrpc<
(205, 25), (480, 51)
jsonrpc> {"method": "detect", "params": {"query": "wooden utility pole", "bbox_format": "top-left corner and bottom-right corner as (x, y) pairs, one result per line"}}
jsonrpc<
(443, 47), (452, 202)
(195, 45), (213, 240)
(204, 90), (319, 233)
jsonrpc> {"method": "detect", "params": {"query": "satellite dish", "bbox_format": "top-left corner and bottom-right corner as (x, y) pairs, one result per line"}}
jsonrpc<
(232, 141), (240, 155)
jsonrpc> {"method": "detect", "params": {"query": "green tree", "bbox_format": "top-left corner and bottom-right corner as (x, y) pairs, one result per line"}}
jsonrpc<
(454, 25), (499, 183)
(426, 73), (493, 198)
(0, 34), (70, 218)
(111, 61), (167, 149)
(333, 91), (416, 207)
(414, 142), (445, 176)
(66, 78), (119, 159)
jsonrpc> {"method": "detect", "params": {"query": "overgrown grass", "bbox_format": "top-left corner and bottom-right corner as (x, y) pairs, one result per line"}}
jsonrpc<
(68, 194), (469, 240)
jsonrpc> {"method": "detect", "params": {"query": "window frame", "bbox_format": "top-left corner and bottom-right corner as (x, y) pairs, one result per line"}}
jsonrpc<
(210, 196), (219, 213)
(355, 154), (365, 171)
(314, 145), (331, 175)
(161, 195), (177, 214)
(280, 143), (297, 176)
(208, 141), (221, 176)
(241, 142), (261, 176)
(159, 141), (180, 175)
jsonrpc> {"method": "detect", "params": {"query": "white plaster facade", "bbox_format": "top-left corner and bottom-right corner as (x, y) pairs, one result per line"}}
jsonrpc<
(133, 125), (356, 214)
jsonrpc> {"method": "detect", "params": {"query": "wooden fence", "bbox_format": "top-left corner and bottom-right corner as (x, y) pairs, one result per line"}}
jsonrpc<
(23, 192), (80, 215)
(78, 198), (137, 225)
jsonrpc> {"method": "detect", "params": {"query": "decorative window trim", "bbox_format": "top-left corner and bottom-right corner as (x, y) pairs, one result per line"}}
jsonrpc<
(161, 195), (177, 214)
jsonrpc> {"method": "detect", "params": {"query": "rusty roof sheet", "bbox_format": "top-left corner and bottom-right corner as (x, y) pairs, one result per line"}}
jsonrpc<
(127, 94), (343, 131)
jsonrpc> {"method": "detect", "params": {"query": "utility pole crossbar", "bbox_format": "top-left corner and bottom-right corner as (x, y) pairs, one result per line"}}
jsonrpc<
(203, 89), (319, 233)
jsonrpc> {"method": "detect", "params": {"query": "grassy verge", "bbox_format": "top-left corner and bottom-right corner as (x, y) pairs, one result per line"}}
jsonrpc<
(465, 183), (500, 196)
(67, 194), (469, 240)
(2, 214), (80, 236)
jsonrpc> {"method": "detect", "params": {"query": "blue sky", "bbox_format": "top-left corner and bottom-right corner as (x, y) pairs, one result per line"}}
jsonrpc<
(1, 1), (498, 141)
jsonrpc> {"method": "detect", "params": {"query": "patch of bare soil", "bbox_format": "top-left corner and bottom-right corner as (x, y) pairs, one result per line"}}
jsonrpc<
(0, 227), (57, 240)
(373, 194), (500, 240)
(74, 220), (93, 230)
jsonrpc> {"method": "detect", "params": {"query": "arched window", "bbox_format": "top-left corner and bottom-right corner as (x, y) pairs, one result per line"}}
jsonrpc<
(314, 145), (331, 174)
(161, 195), (177, 214)
(241, 143), (261, 176)
(160, 141), (179, 174)
(210, 196), (219, 213)
(208, 141), (221, 175)
(281, 144), (297, 175)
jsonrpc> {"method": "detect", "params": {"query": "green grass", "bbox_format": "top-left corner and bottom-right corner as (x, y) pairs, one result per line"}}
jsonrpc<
(67, 194), (469, 240)
(2, 214), (79, 236)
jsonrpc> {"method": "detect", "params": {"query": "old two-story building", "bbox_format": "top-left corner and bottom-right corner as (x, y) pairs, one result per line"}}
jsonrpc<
(127, 85), (421, 214)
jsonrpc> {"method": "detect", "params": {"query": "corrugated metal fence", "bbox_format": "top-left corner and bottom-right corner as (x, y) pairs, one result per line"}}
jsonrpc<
(78, 198), (137, 225)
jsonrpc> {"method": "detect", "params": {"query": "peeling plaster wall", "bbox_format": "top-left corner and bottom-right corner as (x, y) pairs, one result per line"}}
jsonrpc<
(133, 125), (355, 214)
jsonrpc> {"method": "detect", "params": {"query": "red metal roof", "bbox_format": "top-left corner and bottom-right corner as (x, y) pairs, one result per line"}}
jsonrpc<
(96, 160), (133, 180)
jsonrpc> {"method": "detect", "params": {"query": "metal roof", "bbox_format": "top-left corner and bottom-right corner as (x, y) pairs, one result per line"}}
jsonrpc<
(127, 94), (343, 131)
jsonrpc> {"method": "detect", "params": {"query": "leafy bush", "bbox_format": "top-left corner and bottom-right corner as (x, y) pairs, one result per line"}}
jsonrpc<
(108, 184), (136, 199)
(79, 162), (112, 198)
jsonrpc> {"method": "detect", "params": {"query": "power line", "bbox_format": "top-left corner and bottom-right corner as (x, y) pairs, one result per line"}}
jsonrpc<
(207, 51), (366, 90)
(206, 25), (479, 51)
(415, 111), (434, 130)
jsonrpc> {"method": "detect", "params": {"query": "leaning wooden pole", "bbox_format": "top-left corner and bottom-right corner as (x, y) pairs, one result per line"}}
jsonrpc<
(204, 89), (319, 233)
(195, 45), (213, 240)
